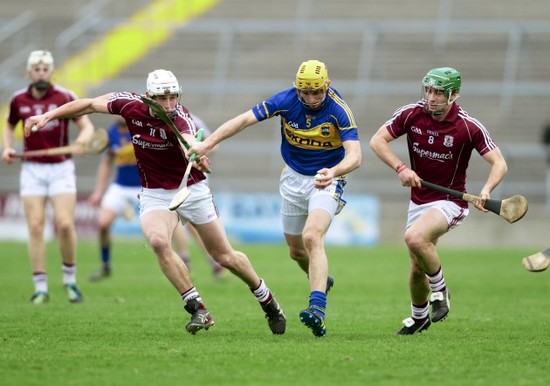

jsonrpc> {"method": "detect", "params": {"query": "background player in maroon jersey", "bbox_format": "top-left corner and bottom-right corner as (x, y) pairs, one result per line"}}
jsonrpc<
(2, 50), (94, 305)
(24, 69), (286, 335)
(370, 67), (508, 335)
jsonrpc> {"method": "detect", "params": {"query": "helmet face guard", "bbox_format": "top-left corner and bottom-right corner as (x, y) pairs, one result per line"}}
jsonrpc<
(294, 60), (329, 109)
(421, 67), (461, 116)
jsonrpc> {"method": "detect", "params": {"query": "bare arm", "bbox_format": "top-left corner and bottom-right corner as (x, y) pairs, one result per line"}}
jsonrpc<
(369, 124), (420, 187)
(72, 115), (96, 155)
(88, 152), (115, 207)
(2, 123), (17, 164)
(369, 124), (402, 170)
(188, 110), (259, 157)
(24, 93), (113, 137)
(314, 139), (362, 188)
(469, 147), (508, 211)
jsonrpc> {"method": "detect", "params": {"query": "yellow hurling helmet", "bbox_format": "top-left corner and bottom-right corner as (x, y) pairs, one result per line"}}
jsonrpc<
(295, 60), (329, 91)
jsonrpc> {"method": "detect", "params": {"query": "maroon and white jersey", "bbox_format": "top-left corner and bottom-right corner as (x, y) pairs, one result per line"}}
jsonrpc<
(385, 100), (498, 208)
(107, 92), (206, 189)
(7, 85), (79, 163)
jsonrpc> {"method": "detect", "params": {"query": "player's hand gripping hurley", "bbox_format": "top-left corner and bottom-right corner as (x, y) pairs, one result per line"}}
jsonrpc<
(169, 129), (205, 211)
(141, 95), (210, 173)
(420, 180), (528, 223)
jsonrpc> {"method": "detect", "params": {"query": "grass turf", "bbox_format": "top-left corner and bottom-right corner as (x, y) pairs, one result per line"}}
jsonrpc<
(1, 241), (549, 385)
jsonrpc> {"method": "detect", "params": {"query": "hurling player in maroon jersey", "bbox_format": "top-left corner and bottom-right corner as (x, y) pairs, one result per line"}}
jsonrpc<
(86, 116), (223, 282)
(370, 67), (508, 335)
(24, 69), (286, 335)
(2, 50), (94, 305)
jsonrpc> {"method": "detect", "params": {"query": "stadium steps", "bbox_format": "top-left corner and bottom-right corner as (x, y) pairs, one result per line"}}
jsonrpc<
(1, 0), (550, 204)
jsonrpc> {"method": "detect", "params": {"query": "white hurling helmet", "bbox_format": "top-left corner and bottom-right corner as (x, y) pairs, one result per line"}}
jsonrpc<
(27, 50), (54, 71)
(146, 69), (180, 96)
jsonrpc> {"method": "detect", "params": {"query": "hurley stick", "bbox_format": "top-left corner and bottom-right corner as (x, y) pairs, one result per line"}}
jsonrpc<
(420, 180), (528, 224)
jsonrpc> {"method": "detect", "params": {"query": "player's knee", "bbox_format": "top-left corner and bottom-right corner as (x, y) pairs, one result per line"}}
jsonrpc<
(213, 253), (230, 268)
(404, 228), (421, 250)
(54, 218), (75, 235)
(302, 229), (322, 250)
(27, 221), (45, 237)
(214, 250), (243, 269)
(147, 232), (171, 253)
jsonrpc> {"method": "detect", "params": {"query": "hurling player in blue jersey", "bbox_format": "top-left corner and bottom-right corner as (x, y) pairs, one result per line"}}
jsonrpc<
(87, 117), (145, 280)
(188, 60), (362, 337)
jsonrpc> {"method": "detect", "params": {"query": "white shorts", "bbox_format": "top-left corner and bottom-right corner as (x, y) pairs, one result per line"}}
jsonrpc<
(280, 166), (347, 235)
(20, 160), (76, 197)
(102, 183), (141, 216)
(406, 200), (469, 229)
(139, 180), (218, 225)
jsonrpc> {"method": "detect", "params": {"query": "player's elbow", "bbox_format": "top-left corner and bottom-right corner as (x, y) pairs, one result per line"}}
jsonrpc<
(502, 162), (508, 176)
(369, 133), (384, 154)
(496, 158), (508, 177)
(353, 151), (362, 171)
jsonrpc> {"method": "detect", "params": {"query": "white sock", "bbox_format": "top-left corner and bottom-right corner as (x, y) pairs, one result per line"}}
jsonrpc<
(62, 264), (77, 285)
(426, 267), (446, 293)
(181, 287), (202, 304)
(33, 273), (48, 293)
(251, 279), (271, 303)
(411, 302), (429, 320)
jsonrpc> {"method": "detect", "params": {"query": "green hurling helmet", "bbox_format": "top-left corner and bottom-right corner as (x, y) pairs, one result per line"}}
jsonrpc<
(295, 60), (329, 91)
(422, 67), (461, 99)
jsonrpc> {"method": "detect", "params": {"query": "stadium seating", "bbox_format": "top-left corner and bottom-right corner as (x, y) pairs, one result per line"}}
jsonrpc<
(1, 0), (550, 246)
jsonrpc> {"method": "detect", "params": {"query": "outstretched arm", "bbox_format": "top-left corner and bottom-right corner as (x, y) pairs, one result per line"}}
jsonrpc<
(23, 93), (113, 137)
(188, 110), (259, 157)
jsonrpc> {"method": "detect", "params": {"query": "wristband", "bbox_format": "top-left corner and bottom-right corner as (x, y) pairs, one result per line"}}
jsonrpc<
(395, 162), (407, 174)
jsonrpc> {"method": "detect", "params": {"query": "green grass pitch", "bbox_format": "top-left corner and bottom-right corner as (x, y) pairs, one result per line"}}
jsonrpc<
(1, 240), (549, 385)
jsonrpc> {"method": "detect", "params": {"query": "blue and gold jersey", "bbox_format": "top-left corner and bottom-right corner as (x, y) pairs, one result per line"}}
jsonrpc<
(252, 87), (359, 175)
(107, 122), (141, 187)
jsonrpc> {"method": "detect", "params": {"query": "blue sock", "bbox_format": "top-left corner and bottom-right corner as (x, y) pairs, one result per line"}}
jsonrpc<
(101, 246), (110, 265)
(309, 290), (327, 319)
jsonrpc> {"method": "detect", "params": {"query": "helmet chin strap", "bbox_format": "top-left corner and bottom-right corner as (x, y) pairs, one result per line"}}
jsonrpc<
(430, 103), (448, 116)
(296, 89), (327, 110)
(427, 94), (460, 116)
